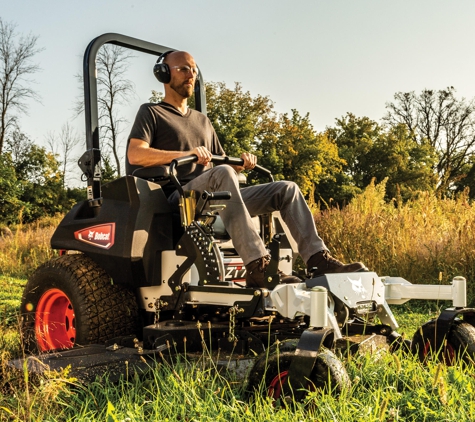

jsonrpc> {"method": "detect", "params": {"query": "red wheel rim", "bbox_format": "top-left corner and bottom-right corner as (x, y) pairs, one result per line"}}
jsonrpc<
(423, 340), (456, 365)
(35, 288), (76, 351)
(268, 370), (289, 400)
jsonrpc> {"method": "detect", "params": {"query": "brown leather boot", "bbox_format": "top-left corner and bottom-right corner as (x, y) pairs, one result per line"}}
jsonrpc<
(245, 255), (301, 288)
(307, 250), (367, 277)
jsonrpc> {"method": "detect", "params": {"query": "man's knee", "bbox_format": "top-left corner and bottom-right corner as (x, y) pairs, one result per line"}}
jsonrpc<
(212, 165), (237, 178)
(210, 165), (239, 189)
(280, 180), (299, 191)
(276, 180), (300, 196)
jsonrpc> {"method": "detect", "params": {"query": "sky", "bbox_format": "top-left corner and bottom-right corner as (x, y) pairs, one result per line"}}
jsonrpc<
(2, 0), (475, 181)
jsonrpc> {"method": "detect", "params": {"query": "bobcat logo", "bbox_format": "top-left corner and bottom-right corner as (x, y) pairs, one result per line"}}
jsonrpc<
(74, 223), (115, 249)
(348, 277), (367, 295)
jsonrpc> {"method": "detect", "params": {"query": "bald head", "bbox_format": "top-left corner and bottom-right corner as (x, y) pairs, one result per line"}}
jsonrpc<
(163, 51), (196, 67)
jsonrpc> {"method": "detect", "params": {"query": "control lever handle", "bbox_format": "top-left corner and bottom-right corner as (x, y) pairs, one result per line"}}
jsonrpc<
(205, 191), (231, 201)
(196, 190), (231, 217)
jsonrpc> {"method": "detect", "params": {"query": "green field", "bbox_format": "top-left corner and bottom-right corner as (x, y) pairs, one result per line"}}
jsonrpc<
(1, 274), (474, 422)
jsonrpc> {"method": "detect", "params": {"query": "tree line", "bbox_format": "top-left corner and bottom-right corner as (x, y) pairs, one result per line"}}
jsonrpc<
(193, 83), (475, 206)
(2, 17), (475, 226)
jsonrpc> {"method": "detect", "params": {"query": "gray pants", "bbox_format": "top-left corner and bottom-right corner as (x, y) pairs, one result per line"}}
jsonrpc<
(169, 165), (327, 265)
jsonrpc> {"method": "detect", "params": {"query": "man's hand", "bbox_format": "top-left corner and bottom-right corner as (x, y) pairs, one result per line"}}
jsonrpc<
(241, 152), (257, 170)
(191, 146), (213, 166)
(228, 152), (257, 173)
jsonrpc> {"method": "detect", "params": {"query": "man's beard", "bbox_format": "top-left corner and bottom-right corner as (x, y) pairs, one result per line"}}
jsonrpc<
(170, 80), (194, 98)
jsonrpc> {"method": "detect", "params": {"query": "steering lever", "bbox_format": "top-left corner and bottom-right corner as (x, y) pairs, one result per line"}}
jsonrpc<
(195, 190), (232, 217)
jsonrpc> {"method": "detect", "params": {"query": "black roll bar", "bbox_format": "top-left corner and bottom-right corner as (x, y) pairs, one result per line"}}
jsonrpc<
(78, 33), (207, 208)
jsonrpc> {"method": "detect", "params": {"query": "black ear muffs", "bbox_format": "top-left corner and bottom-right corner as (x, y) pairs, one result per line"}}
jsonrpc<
(153, 50), (175, 84)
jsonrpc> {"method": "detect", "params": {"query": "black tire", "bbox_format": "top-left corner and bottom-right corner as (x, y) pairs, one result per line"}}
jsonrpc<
(264, 338), (300, 356)
(21, 254), (138, 353)
(247, 346), (350, 403)
(246, 338), (299, 392)
(411, 319), (475, 365)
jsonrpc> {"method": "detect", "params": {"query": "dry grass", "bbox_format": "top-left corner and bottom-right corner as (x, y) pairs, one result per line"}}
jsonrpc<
(0, 215), (62, 278)
(316, 180), (475, 303)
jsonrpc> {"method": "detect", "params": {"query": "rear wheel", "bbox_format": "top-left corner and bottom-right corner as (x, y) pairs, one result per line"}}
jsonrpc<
(411, 319), (475, 365)
(247, 344), (350, 404)
(21, 254), (138, 353)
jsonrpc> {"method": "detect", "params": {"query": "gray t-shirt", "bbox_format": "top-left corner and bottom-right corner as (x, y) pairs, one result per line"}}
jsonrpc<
(126, 102), (225, 180)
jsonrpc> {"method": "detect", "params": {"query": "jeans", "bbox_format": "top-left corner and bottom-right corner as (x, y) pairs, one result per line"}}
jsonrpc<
(168, 165), (327, 265)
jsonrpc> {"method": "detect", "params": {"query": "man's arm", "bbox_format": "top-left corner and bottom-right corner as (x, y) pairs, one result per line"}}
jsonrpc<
(128, 138), (258, 173)
(127, 138), (213, 166)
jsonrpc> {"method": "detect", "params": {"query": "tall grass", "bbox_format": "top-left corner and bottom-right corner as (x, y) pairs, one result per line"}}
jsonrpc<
(0, 215), (62, 278)
(2, 184), (475, 296)
(316, 180), (475, 304)
(2, 339), (475, 421)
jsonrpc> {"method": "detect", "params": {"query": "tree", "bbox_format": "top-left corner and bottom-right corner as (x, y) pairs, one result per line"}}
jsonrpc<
(320, 114), (384, 205)
(322, 113), (437, 204)
(45, 122), (82, 187)
(326, 114), (379, 187)
(203, 82), (342, 200)
(4, 130), (72, 222)
(75, 44), (135, 177)
(452, 153), (475, 199)
(262, 109), (343, 201)
(149, 89), (163, 103)
(96, 45), (135, 177)
(0, 18), (42, 154)
(0, 152), (22, 224)
(205, 81), (278, 158)
(385, 88), (475, 193)
(363, 123), (437, 201)
(101, 155), (118, 185)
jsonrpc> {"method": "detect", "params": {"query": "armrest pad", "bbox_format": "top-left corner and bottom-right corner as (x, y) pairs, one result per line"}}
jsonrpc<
(132, 166), (170, 180)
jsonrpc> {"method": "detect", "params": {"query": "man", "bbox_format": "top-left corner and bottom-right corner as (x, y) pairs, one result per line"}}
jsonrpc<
(126, 51), (366, 288)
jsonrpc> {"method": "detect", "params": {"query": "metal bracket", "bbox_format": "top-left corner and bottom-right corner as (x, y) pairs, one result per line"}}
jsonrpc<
(195, 190), (231, 217)
(264, 234), (285, 290)
(286, 328), (334, 401)
(78, 148), (102, 205)
(170, 222), (226, 289)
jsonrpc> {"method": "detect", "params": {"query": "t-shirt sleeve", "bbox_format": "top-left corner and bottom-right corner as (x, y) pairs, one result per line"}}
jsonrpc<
(128, 104), (156, 145)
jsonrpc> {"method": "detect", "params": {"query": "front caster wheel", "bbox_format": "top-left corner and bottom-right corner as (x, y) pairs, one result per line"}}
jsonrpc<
(247, 347), (350, 404)
(411, 319), (475, 365)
